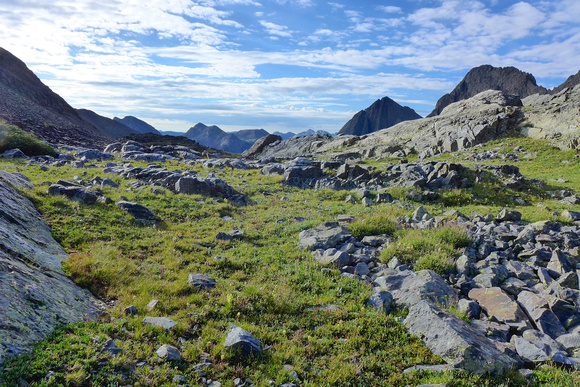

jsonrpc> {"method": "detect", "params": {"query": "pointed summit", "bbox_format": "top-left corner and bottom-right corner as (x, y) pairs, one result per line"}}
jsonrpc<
(338, 96), (421, 136)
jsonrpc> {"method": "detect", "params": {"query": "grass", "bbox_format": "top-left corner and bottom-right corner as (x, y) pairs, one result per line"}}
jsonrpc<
(0, 136), (579, 386)
(0, 121), (55, 156)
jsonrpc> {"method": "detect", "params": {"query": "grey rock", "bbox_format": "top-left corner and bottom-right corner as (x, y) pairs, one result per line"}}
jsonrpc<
(367, 291), (394, 315)
(404, 300), (521, 373)
(3, 148), (26, 158)
(547, 249), (574, 274)
(513, 336), (550, 363)
(522, 329), (566, 356)
(156, 344), (181, 361)
(175, 176), (236, 198)
(142, 317), (178, 330)
(374, 269), (457, 308)
(101, 178), (118, 188)
(556, 333), (580, 356)
(187, 273), (216, 290)
(242, 134), (283, 158)
(47, 184), (98, 204)
(115, 200), (157, 221)
(146, 299), (159, 311)
(495, 209), (522, 222)
(124, 305), (138, 315)
(469, 287), (530, 328)
(298, 222), (352, 251)
(316, 250), (351, 267)
(173, 375), (187, 384)
(457, 298), (480, 319)
(224, 325), (262, 355)
(0, 180), (102, 363)
(562, 210), (580, 221)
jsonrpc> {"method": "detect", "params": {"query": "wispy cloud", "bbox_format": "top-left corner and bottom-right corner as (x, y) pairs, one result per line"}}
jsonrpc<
(259, 20), (294, 37)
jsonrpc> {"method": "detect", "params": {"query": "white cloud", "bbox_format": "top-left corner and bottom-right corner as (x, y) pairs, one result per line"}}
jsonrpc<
(377, 6), (402, 13)
(259, 20), (293, 37)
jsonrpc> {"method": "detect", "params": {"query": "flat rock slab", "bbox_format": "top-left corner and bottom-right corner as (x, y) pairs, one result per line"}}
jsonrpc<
(374, 269), (457, 308)
(188, 274), (216, 289)
(469, 287), (530, 327)
(404, 300), (521, 374)
(298, 222), (352, 251)
(224, 325), (262, 356)
(142, 317), (178, 330)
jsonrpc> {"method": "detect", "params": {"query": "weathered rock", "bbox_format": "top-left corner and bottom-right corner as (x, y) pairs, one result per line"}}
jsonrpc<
(468, 287), (530, 329)
(142, 317), (178, 330)
(457, 298), (481, 319)
(298, 222), (352, 251)
(367, 291), (394, 315)
(547, 249), (574, 274)
(316, 250), (351, 267)
(374, 269), (457, 307)
(187, 274), (216, 290)
(175, 176), (236, 198)
(495, 209), (522, 223)
(404, 301), (521, 373)
(0, 178), (102, 363)
(242, 134), (282, 158)
(562, 210), (580, 221)
(512, 336), (550, 363)
(224, 325), (261, 355)
(156, 344), (181, 361)
(47, 184), (98, 204)
(115, 200), (157, 221)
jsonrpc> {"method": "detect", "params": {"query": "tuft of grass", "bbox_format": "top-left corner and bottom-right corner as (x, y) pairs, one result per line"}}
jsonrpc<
(349, 213), (398, 239)
(381, 226), (471, 275)
(0, 121), (55, 156)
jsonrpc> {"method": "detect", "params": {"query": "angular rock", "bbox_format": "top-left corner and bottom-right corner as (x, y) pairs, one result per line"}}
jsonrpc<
(374, 269), (457, 307)
(367, 291), (394, 315)
(457, 298), (481, 319)
(298, 222), (352, 251)
(404, 301), (521, 373)
(187, 273), (216, 290)
(156, 344), (181, 361)
(547, 249), (574, 274)
(47, 184), (98, 204)
(142, 317), (178, 330)
(495, 209), (521, 223)
(562, 210), (580, 221)
(175, 176), (236, 198)
(513, 336), (550, 363)
(224, 325), (262, 355)
(115, 200), (157, 221)
(469, 287), (530, 328)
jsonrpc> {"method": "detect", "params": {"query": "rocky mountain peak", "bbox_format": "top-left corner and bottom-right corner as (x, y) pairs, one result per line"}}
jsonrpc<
(428, 65), (548, 117)
(338, 96), (421, 136)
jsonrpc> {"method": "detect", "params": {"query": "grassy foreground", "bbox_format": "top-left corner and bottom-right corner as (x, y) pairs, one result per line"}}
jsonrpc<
(0, 136), (579, 386)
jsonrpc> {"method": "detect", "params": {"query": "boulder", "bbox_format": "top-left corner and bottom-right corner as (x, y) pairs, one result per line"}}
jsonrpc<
(224, 325), (262, 355)
(47, 184), (98, 204)
(142, 317), (178, 330)
(404, 301), (521, 373)
(367, 291), (394, 315)
(187, 274), (216, 290)
(468, 287), (530, 329)
(2, 148), (26, 158)
(115, 201), (157, 221)
(156, 344), (181, 361)
(298, 222), (352, 251)
(374, 269), (457, 308)
(175, 176), (236, 198)
(242, 134), (282, 158)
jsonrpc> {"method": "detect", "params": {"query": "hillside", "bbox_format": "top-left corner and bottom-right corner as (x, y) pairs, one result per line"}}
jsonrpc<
(233, 129), (269, 143)
(184, 122), (252, 153)
(338, 97), (421, 136)
(428, 65), (548, 117)
(0, 47), (109, 148)
(76, 109), (138, 139)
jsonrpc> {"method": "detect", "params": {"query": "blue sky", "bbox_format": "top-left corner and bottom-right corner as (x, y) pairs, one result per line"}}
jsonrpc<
(1, 0), (579, 133)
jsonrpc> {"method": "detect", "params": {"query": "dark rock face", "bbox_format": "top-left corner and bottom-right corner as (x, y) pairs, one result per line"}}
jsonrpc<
(234, 129), (269, 142)
(338, 96), (421, 136)
(113, 116), (160, 135)
(0, 47), (110, 148)
(551, 70), (580, 94)
(0, 173), (103, 363)
(428, 65), (548, 117)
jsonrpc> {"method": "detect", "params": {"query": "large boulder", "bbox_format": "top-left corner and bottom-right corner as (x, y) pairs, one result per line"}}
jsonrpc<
(242, 134), (282, 158)
(468, 287), (531, 330)
(47, 184), (98, 204)
(174, 176), (236, 198)
(374, 269), (457, 308)
(115, 201), (157, 221)
(0, 176), (102, 362)
(404, 301), (521, 374)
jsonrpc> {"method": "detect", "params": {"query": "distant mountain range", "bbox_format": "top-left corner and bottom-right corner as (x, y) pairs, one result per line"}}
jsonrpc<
(1, 46), (579, 152)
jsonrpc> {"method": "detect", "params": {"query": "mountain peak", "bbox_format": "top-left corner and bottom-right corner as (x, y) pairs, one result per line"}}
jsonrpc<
(338, 97), (421, 136)
(428, 64), (548, 117)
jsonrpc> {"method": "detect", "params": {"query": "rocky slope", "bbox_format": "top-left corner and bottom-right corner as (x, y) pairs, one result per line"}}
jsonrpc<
(338, 97), (421, 136)
(76, 109), (138, 139)
(0, 47), (109, 148)
(0, 171), (103, 362)
(113, 116), (160, 135)
(233, 129), (269, 143)
(428, 65), (548, 117)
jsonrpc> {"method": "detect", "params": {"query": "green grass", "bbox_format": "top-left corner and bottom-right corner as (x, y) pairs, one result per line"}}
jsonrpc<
(1, 136), (580, 386)
(0, 121), (55, 156)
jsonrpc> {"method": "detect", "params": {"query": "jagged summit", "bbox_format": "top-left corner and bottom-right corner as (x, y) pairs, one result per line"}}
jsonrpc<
(0, 47), (109, 148)
(428, 65), (548, 117)
(338, 96), (421, 136)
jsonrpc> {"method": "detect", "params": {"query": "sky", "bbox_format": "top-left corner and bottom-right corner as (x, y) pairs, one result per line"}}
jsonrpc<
(1, 1), (579, 134)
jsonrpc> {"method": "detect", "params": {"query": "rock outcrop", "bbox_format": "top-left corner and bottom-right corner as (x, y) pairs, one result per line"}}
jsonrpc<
(338, 96), (421, 136)
(0, 171), (103, 363)
(428, 65), (548, 117)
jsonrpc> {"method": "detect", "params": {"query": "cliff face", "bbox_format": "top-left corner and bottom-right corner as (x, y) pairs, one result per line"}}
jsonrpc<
(338, 96), (421, 136)
(428, 65), (548, 117)
(0, 47), (109, 148)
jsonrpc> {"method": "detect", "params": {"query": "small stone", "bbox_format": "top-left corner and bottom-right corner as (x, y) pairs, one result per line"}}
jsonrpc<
(124, 305), (138, 315)
(187, 273), (216, 290)
(146, 299), (159, 311)
(172, 375), (187, 384)
(156, 344), (181, 361)
(142, 317), (178, 330)
(224, 325), (262, 355)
